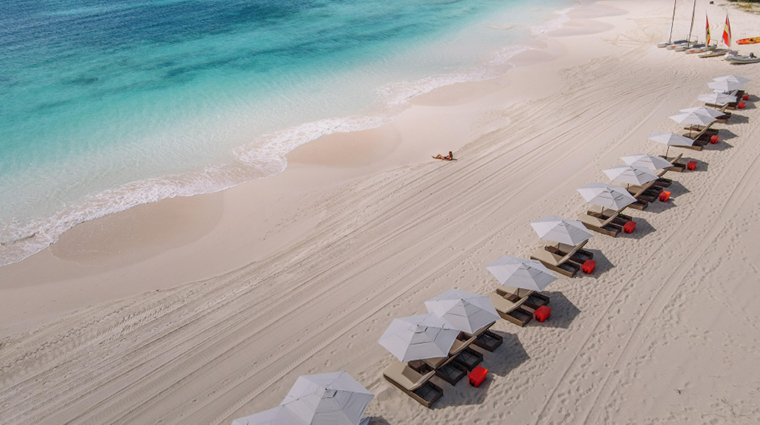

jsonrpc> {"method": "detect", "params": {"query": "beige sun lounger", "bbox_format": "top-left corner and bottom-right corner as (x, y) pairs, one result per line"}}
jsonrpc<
(383, 362), (443, 408)
(496, 287), (550, 311)
(660, 153), (686, 172)
(579, 210), (629, 237)
(422, 334), (482, 381)
(487, 293), (533, 327)
(463, 321), (502, 352)
(627, 180), (663, 210)
(530, 239), (590, 277)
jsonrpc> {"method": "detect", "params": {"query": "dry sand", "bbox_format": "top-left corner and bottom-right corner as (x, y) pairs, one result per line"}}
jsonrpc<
(2, 0), (760, 423)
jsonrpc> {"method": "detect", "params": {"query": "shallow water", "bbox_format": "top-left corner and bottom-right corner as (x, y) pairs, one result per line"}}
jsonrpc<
(0, 0), (573, 266)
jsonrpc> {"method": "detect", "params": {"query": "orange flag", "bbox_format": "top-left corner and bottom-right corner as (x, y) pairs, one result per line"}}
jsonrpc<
(722, 15), (731, 47)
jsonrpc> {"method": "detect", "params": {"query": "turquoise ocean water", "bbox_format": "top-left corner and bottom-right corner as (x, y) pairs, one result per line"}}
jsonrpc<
(0, 0), (573, 266)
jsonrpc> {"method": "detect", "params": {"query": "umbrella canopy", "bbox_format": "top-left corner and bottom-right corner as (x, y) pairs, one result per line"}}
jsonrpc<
(279, 372), (374, 425)
(648, 132), (696, 147)
(232, 406), (305, 425)
(620, 154), (673, 171)
(424, 289), (499, 333)
(485, 256), (557, 291)
(668, 112), (716, 126)
(577, 182), (637, 211)
(530, 216), (593, 246)
(378, 313), (459, 362)
(708, 80), (744, 92)
(679, 106), (723, 119)
(698, 92), (736, 106)
(714, 75), (751, 84)
(603, 165), (658, 186)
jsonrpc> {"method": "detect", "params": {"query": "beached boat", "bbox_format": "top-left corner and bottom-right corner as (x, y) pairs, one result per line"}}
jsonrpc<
(700, 49), (736, 58)
(725, 53), (760, 64)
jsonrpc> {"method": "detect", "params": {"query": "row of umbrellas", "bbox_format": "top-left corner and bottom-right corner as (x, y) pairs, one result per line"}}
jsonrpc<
(231, 74), (751, 425)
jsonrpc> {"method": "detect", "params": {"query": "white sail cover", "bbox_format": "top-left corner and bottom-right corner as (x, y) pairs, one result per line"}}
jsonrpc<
(424, 289), (499, 333)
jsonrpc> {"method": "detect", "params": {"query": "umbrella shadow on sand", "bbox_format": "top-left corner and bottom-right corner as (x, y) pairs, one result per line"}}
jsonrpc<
(617, 217), (655, 240)
(367, 416), (393, 425)
(432, 332), (529, 408)
(716, 129), (739, 142)
(578, 249), (614, 276)
(529, 291), (580, 329)
(707, 140), (734, 152)
(727, 114), (750, 125)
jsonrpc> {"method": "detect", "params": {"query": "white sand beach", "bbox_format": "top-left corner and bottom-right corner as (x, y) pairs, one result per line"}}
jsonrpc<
(2, 0), (760, 423)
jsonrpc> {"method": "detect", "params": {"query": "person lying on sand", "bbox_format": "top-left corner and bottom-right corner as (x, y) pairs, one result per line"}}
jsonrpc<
(432, 151), (454, 161)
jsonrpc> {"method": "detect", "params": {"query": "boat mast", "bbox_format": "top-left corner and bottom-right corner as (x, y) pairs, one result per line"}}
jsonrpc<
(667, 0), (677, 44)
(686, 0), (697, 47)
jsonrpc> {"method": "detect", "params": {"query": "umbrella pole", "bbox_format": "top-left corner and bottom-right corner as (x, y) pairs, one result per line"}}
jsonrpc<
(666, 146), (670, 158)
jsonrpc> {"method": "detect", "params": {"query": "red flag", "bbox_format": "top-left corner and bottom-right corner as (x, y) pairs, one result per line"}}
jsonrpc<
(722, 15), (731, 47)
(706, 14), (711, 46)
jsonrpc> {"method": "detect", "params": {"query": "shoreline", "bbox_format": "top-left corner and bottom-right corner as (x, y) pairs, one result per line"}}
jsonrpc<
(0, 6), (576, 335)
(0, 0), (575, 270)
(3, 1), (760, 424)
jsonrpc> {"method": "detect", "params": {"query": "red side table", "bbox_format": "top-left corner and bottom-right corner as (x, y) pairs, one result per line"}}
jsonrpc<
(581, 259), (596, 274)
(687, 161), (697, 171)
(535, 305), (551, 322)
(623, 221), (636, 234)
(468, 366), (488, 387)
(738, 102), (746, 109)
(710, 135), (719, 144)
(659, 191), (671, 202)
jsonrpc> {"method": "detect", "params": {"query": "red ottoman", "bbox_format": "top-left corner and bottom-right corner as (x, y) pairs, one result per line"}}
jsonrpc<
(581, 259), (596, 274)
(659, 191), (671, 202)
(534, 305), (551, 322)
(468, 366), (488, 387)
(743, 94), (750, 101)
(710, 135), (719, 144)
(687, 160), (697, 171)
(738, 102), (746, 109)
(623, 220), (636, 234)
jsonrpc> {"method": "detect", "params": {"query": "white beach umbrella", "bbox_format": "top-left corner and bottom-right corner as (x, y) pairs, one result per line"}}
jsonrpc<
(377, 313), (458, 362)
(698, 92), (736, 106)
(232, 406), (304, 425)
(679, 106), (723, 119)
(602, 165), (658, 187)
(714, 75), (751, 84)
(648, 132), (696, 156)
(669, 112), (716, 126)
(424, 289), (499, 334)
(485, 256), (557, 292)
(620, 154), (673, 171)
(530, 216), (593, 246)
(708, 80), (744, 92)
(279, 372), (374, 425)
(577, 182), (637, 211)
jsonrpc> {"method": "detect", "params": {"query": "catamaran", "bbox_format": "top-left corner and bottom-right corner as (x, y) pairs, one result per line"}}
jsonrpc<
(701, 14), (737, 58)
(687, 13), (717, 53)
(674, 0), (699, 52)
(658, 0), (688, 48)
